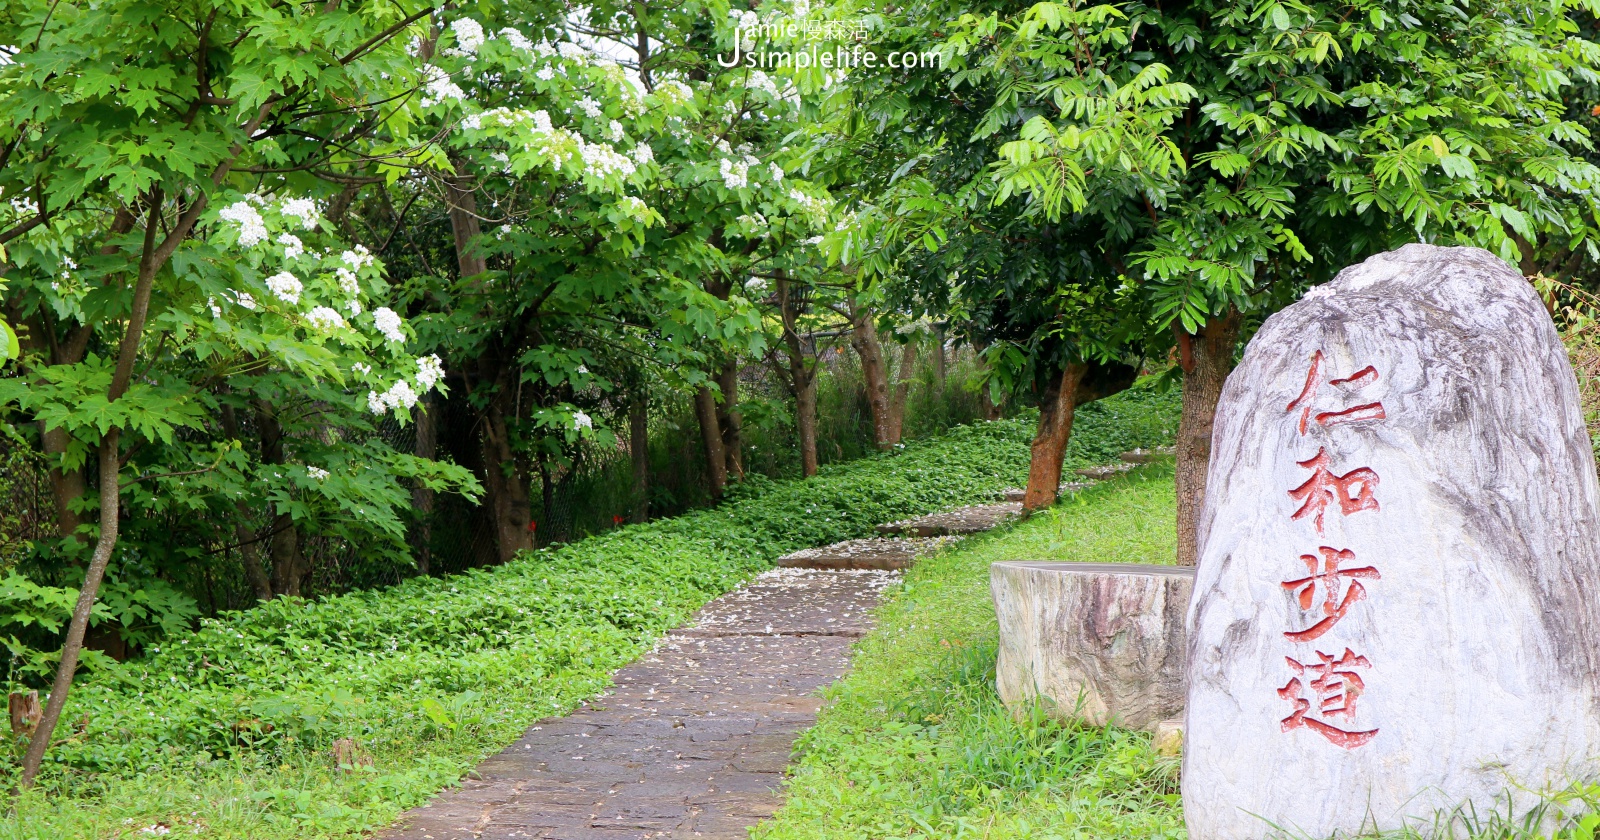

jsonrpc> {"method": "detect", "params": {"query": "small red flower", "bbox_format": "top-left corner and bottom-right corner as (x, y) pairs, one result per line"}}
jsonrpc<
(527, 520), (537, 533)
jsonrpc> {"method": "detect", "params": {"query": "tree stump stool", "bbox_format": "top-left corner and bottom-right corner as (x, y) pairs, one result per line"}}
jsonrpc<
(991, 561), (1193, 731)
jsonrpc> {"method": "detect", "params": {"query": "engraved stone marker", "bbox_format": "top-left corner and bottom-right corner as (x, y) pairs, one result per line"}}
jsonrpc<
(1184, 245), (1600, 838)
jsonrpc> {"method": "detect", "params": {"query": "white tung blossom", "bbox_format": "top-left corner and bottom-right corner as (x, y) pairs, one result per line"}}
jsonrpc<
(279, 197), (320, 230)
(577, 98), (603, 119)
(368, 380), (420, 415)
(416, 354), (445, 390)
(746, 70), (781, 98)
(578, 140), (636, 180)
(307, 466), (330, 481)
(719, 158), (750, 190)
(342, 244), (375, 272)
(632, 142), (655, 167)
(657, 80), (693, 103)
(535, 65), (557, 82)
(499, 27), (534, 52)
(234, 290), (257, 310)
(306, 306), (346, 331)
(618, 196), (650, 219)
(448, 18), (486, 57)
(770, 163), (784, 182)
(372, 307), (406, 343)
(208, 297), (224, 319)
(277, 233), (304, 260)
(421, 65), (466, 107)
(609, 120), (625, 143)
(352, 361), (373, 376)
(266, 271), (302, 304)
(556, 41), (588, 63)
(336, 267), (360, 296)
(573, 410), (593, 430)
(347, 299), (362, 317)
(219, 200), (268, 247)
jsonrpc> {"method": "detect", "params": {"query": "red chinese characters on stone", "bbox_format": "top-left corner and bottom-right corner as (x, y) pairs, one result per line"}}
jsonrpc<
(1281, 547), (1381, 642)
(1279, 649), (1378, 749)
(1285, 350), (1387, 435)
(1289, 448), (1379, 534)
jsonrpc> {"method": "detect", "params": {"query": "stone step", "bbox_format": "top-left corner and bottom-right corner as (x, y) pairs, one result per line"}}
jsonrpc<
(875, 503), (1022, 537)
(1119, 446), (1174, 464)
(1076, 462), (1136, 481)
(998, 481), (1094, 503)
(775, 536), (959, 570)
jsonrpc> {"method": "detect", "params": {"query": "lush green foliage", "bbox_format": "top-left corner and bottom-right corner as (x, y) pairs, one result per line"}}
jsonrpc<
(808, 0), (1600, 388)
(756, 466), (1184, 840)
(2, 416), (1044, 837)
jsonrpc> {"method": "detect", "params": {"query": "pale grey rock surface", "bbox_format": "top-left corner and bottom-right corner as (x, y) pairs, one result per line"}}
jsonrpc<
(1184, 245), (1600, 838)
(992, 561), (1192, 730)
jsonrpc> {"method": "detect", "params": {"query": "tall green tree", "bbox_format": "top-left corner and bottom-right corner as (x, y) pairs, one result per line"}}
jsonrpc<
(0, 0), (474, 784)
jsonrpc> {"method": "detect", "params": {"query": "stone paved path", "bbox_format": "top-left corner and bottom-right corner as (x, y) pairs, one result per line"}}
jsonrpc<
(379, 568), (898, 840)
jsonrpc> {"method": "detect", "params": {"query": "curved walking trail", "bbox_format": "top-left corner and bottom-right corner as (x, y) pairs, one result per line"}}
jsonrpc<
(380, 503), (1022, 840)
(379, 568), (894, 840)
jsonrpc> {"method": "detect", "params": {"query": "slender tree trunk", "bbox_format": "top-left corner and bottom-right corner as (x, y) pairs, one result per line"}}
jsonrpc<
(777, 273), (819, 477)
(1176, 308), (1243, 568)
(218, 400), (273, 601)
(932, 326), (947, 397)
(537, 453), (555, 544)
(254, 402), (311, 597)
(847, 298), (893, 450)
(629, 394), (650, 523)
(412, 395), (437, 576)
(694, 385), (727, 498)
(888, 340), (917, 443)
(1024, 364), (1089, 511)
(481, 395), (534, 562)
(40, 424), (87, 541)
(717, 363), (744, 480)
(444, 163), (487, 279)
(975, 342), (1003, 421)
(20, 201), (168, 787)
(1023, 361), (1139, 512)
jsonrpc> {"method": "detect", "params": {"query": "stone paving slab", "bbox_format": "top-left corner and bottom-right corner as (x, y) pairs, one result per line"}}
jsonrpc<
(378, 568), (899, 840)
(773, 536), (959, 570)
(997, 482), (1093, 503)
(874, 502), (1022, 537)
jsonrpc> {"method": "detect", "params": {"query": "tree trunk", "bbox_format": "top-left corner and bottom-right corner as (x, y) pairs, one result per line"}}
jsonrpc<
(975, 343), (1003, 421)
(444, 162), (487, 279)
(694, 385), (727, 498)
(847, 297), (893, 450)
(932, 326), (947, 397)
(40, 423), (87, 541)
(20, 199), (168, 787)
(776, 274), (820, 477)
(481, 394), (534, 562)
(629, 394), (650, 523)
(256, 403), (309, 596)
(412, 395), (437, 576)
(1024, 361), (1141, 511)
(1176, 307), (1242, 567)
(717, 363), (744, 480)
(216, 392), (275, 601)
(1024, 364), (1089, 511)
(888, 340), (917, 443)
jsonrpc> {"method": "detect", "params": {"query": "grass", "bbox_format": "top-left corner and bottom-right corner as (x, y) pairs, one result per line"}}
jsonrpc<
(754, 464), (1186, 840)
